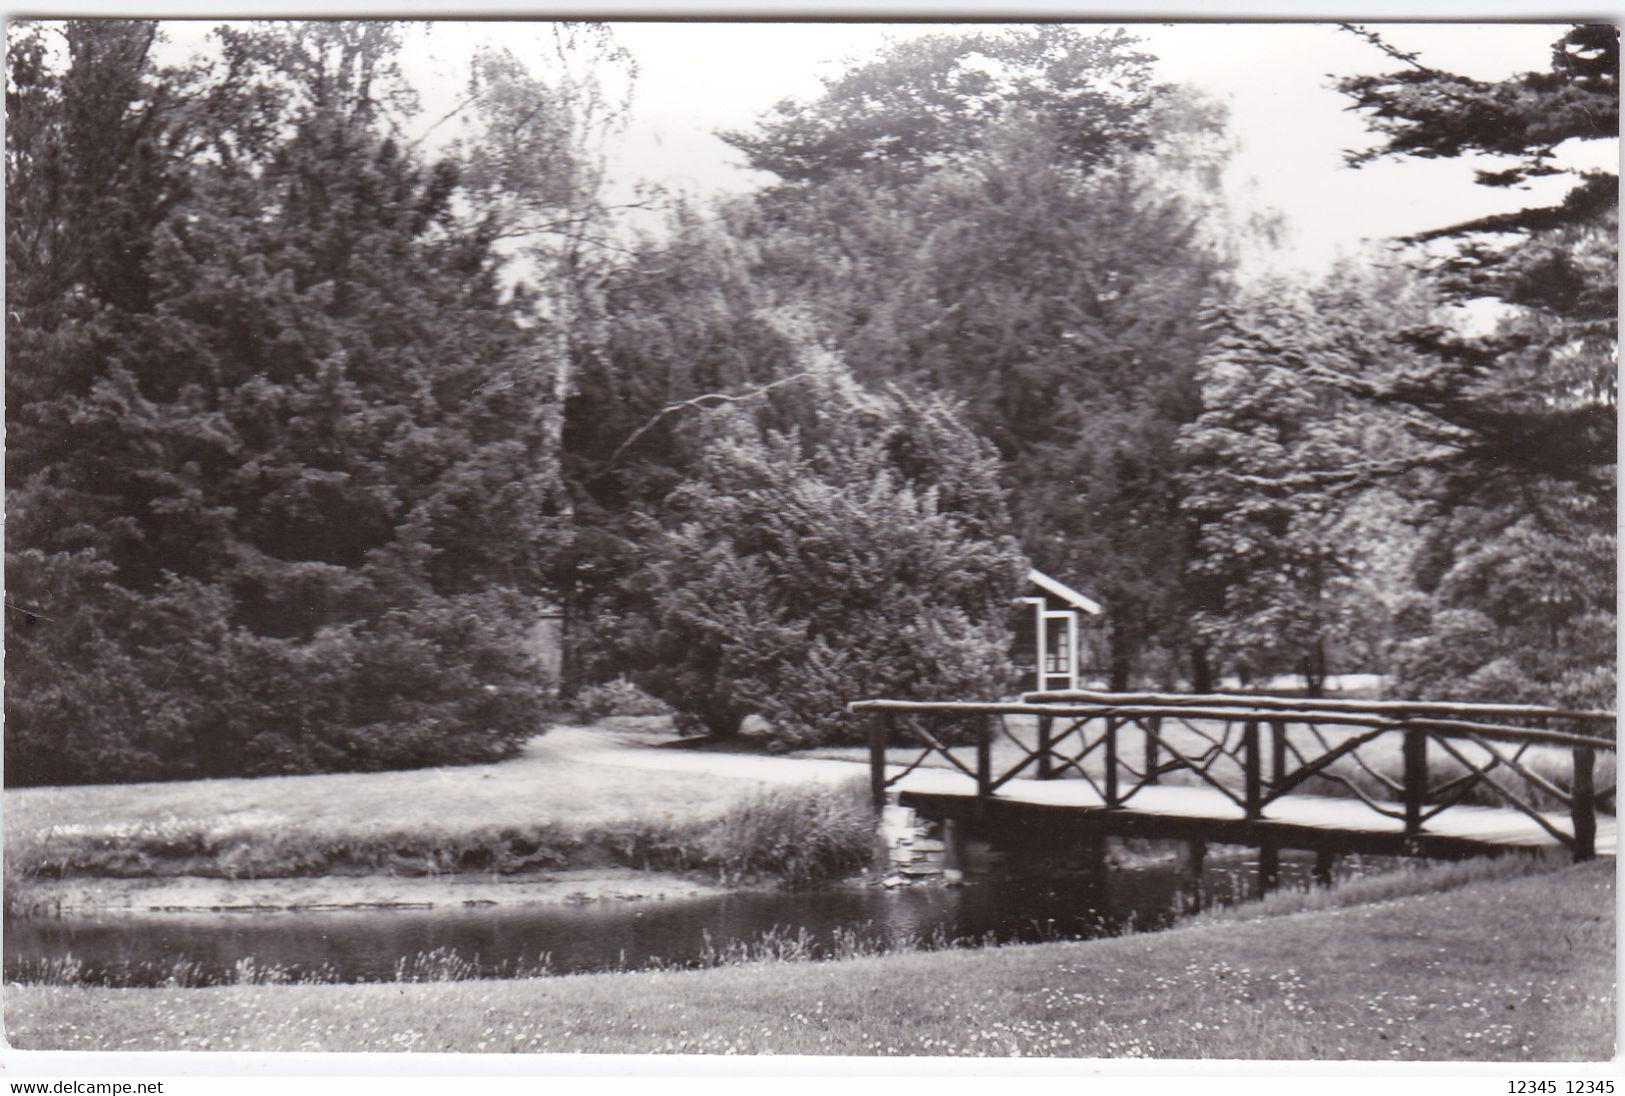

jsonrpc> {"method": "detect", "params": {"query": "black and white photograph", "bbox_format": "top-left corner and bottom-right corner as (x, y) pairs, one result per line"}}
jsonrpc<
(2, 13), (1617, 1071)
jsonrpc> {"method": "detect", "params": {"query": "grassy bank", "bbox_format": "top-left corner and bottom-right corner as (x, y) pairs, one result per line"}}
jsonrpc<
(7, 780), (875, 906)
(1190, 846), (1580, 924)
(5, 724), (877, 907)
(6, 858), (1611, 1059)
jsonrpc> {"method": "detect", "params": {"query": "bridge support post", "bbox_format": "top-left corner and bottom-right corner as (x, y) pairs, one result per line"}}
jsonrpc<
(1256, 840), (1279, 898)
(1403, 727), (1427, 838)
(1178, 839), (1206, 913)
(1145, 716), (1161, 786)
(976, 716), (993, 798)
(1270, 721), (1288, 789)
(1105, 718), (1120, 807)
(1313, 848), (1337, 887)
(1243, 721), (1262, 819)
(942, 818), (967, 882)
(869, 713), (892, 811)
(1572, 746), (1597, 862)
(1037, 715), (1054, 780)
(1082, 831), (1107, 878)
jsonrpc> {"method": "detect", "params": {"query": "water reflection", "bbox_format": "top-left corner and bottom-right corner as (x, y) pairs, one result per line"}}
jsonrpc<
(6, 849), (1366, 986)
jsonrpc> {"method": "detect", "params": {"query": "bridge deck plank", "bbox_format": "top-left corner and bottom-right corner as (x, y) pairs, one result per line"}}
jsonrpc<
(889, 768), (1617, 855)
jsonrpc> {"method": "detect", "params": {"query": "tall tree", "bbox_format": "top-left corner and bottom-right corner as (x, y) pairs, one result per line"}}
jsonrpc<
(722, 30), (1236, 688)
(1330, 24), (1617, 706)
(553, 198), (806, 694)
(1178, 269), (1432, 693)
(1332, 24), (1615, 493)
(5, 21), (568, 783)
(6, 20), (235, 783)
(721, 25), (1154, 188)
(445, 28), (637, 695)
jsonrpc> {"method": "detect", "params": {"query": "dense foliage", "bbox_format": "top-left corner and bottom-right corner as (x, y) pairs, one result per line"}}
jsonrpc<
(1178, 272), (1431, 692)
(1332, 25), (1617, 706)
(9, 21), (1612, 784)
(720, 26), (1155, 188)
(711, 28), (1233, 691)
(6, 22), (562, 783)
(1174, 25), (1617, 700)
(598, 364), (1026, 745)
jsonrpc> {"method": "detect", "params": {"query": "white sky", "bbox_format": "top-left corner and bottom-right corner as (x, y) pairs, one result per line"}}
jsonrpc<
(152, 19), (1616, 276)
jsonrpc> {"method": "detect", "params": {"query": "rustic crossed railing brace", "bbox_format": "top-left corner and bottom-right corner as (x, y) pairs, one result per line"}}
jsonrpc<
(850, 693), (1616, 862)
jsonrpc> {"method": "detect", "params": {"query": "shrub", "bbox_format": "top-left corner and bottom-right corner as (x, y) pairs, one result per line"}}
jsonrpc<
(1390, 504), (1616, 710)
(4, 550), (549, 784)
(612, 366), (1026, 746)
(198, 591), (551, 777)
(4, 554), (231, 786)
(600, 779), (879, 886)
(569, 677), (672, 723)
(687, 780), (879, 886)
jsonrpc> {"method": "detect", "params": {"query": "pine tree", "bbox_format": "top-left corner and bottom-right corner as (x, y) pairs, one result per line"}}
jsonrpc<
(5, 22), (564, 782)
(1332, 24), (1617, 705)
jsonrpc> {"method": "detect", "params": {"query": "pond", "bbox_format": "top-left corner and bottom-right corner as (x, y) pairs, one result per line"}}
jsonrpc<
(5, 849), (1376, 986)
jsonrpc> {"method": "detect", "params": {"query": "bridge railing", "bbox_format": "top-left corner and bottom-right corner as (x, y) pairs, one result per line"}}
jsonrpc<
(848, 692), (1616, 861)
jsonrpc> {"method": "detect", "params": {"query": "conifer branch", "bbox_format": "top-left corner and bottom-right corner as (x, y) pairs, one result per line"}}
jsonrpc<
(604, 372), (814, 470)
(1338, 24), (1443, 75)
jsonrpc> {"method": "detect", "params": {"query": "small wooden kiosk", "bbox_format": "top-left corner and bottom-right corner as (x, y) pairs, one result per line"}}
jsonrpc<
(1014, 568), (1103, 693)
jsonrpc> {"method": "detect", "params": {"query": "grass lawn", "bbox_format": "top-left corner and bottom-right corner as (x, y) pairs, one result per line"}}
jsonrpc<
(5, 720), (875, 890)
(6, 859), (1613, 1060)
(7, 720), (842, 839)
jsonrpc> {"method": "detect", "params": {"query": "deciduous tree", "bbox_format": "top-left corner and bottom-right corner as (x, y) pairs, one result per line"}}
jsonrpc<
(720, 30), (1237, 689)
(1178, 272), (1430, 693)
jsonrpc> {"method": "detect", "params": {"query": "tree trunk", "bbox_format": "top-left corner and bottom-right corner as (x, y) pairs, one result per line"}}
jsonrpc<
(1189, 643), (1213, 694)
(1301, 637), (1327, 698)
(1109, 612), (1133, 693)
(556, 597), (582, 701)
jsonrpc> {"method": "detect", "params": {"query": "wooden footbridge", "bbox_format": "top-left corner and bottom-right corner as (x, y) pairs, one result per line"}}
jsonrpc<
(850, 690), (1616, 892)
